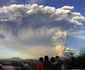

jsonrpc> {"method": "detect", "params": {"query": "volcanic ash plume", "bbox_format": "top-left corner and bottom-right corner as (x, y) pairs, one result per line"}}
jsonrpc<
(53, 31), (67, 57)
(0, 4), (85, 58)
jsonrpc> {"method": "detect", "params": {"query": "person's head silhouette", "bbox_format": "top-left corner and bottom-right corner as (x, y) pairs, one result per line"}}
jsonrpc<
(39, 57), (43, 62)
(55, 56), (60, 60)
(50, 57), (55, 63)
(44, 56), (49, 61)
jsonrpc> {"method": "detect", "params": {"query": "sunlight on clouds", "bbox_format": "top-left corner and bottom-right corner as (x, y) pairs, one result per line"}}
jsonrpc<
(55, 45), (65, 56)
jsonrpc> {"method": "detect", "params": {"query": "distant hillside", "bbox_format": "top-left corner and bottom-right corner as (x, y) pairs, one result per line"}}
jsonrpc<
(10, 57), (22, 60)
(0, 57), (38, 63)
(23, 59), (38, 63)
(0, 57), (22, 62)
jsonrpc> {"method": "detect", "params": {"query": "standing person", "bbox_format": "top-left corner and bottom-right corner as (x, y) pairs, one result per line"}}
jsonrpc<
(37, 57), (43, 70)
(43, 56), (51, 70)
(55, 56), (65, 70)
(50, 57), (56, 70)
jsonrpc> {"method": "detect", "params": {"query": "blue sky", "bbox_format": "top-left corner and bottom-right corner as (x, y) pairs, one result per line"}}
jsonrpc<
(0, 46), (25, 59)
(0, 0), (85, 59)
(44, 0), (85, 15)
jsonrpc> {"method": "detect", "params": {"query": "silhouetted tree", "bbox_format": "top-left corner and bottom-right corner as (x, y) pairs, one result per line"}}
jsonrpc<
(65, 48), (85, 69)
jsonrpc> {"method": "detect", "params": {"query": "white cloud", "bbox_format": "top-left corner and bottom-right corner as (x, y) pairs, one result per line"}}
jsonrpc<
(68, 30), (85, 39)
(62, 6), (74, 10)
(72, 35), (85, 39)
(65, 48), (77, 52)
(0, 4), (85, 58)
(64, 48), (77, 57)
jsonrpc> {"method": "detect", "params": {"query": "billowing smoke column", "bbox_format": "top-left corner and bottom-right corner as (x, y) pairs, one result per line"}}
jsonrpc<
(0, 4), (85, 58)
(53, 31), (67, 56)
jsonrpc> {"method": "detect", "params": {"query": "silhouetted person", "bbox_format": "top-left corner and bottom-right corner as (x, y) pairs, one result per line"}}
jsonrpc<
(50, 57), (56, 70)
(37, 57), (43, 70)
(43, 56), (51, 70)
(55, 56), (65, 70)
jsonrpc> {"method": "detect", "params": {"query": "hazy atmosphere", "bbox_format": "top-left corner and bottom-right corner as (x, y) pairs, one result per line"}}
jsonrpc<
(0, 0), (85, 59)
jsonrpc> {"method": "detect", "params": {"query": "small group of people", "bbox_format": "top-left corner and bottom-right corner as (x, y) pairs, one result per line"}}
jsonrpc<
(37, 56), (64, 70)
